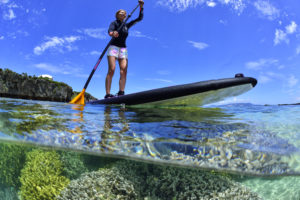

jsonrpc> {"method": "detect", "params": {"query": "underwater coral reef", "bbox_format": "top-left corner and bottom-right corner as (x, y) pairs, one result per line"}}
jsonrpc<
(58, 160), (261, 200)
(0, 143), (262, 200)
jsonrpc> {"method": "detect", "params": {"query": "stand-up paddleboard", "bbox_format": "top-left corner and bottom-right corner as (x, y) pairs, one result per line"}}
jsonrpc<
(88, 74), (257, 107)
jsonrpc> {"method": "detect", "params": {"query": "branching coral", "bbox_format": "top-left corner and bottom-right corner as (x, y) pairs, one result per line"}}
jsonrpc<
(0, 142), (30, 187)
(58, 160), (261, 200)
(146, 165), (261, 200)
(59, 151), (88, 180)
(19, 149), (70, 200)
(57, 167), (138, 200)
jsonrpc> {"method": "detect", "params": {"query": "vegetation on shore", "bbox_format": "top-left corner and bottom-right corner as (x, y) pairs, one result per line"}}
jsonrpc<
(0, 68), (97, 102)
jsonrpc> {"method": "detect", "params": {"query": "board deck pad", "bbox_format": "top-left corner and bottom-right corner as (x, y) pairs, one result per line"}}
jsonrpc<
(88, 77), (257, 107)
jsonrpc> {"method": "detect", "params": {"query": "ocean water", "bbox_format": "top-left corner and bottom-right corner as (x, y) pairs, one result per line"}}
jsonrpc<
(0, 97), (300, 200)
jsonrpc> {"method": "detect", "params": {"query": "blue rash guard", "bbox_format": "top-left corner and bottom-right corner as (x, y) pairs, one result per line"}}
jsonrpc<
(108, 8), (144, 48)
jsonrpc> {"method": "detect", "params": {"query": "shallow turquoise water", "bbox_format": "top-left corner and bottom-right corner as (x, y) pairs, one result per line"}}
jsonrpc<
(0, 97), (300, 199)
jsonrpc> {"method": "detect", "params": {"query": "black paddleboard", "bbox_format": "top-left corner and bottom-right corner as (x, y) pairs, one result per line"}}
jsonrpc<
(88, 75), (257, 106)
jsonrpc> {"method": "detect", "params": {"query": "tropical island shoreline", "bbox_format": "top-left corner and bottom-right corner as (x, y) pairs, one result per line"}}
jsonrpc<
(0, 68), (97, 103)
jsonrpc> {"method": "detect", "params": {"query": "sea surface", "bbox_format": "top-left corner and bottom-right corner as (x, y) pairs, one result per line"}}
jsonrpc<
(0, 97), (300, 200)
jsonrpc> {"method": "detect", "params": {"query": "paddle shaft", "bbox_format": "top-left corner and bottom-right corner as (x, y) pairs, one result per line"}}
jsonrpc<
(83, 4), (141, 90)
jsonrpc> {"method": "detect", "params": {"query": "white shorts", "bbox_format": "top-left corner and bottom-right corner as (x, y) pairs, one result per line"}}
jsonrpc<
(107, 45), (128, 59)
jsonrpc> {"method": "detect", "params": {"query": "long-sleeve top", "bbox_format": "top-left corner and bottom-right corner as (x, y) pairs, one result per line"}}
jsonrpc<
(108, 8), (144, 48)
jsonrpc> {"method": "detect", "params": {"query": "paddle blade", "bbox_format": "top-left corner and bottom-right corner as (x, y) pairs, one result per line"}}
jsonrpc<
(69, 89), (85, 105)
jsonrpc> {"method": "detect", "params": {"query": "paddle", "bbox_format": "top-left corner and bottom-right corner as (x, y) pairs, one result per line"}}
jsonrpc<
(70, 2), (142, 104)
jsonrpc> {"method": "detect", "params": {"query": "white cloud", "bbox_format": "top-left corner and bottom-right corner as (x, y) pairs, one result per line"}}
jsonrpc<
(34, 36), (81, 55)
(131, 30), (157, 40)
(288, 75), (298, 87)
(0, 0), (9, 4)
(188, 40), (209, 50)
(145, 78), (173, 83)
(90, 51), (101, 56)
(286, 21), (297, 34)
(34, 37), (64, 55)
(219, 19), (228, 25)
(257, 71), (284, 84)
(34, 63), (63, 74)
(218, 0), (246, 15)
(5, 30), (29, 39)
(245, 58), (278, 70)
(156, 0), (246, 13)
(207, 1), (217, 7)
(3, 9), (16, 20)
(7, 3), (18, 8)
(258, 75), (271, 83)
(0, 2), (47, 29)
(265, 71), (284, 79)
(78, 28), (106, 39)
(157, 70), (171, 75)
(131, 30), (146, 37)
(64, 36), (80, 43)
(81, 50), (102, 57)
(0, 36), (4, 40)
(16, 30), (29, 37)
(274, 29), (288, 45)
(256, 72), (298, 90)
(28, 8), (46, 16)
(274, 21), (298, 45)
(278, 65), (285, 69)
(296, 46), (300, 55)
(156, 0), (203, 12)
(39, 74), (53, 79)
(253, 0), (279, 20)
(34, 62), (83, 75)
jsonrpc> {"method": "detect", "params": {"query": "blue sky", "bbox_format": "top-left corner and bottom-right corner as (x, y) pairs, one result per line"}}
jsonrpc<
(0, 0), (300, 105)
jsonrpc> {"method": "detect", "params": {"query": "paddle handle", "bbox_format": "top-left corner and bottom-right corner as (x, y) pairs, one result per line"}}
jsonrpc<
(83, 4), (141, 90)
